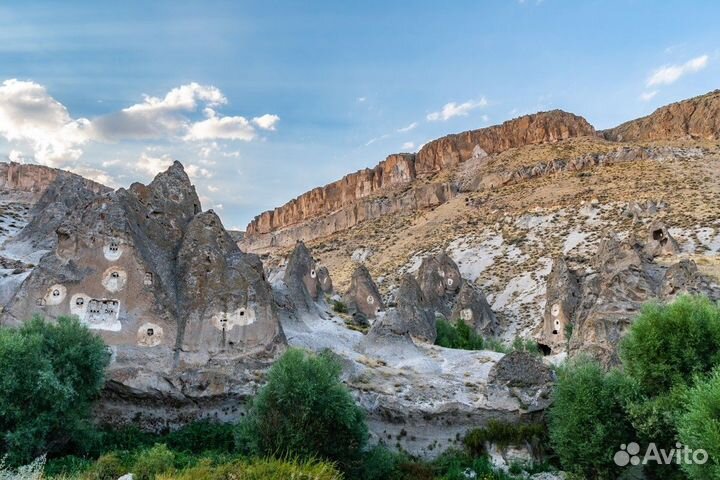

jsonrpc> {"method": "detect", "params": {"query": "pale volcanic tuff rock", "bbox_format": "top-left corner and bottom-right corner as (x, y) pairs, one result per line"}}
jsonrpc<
(450, 282), (498, 336)
(0, 162), (108, 199)
(603, 89), (720, 142)
(0, 161), (285, 428)
(417, 251), (463, 318)
(344, 264), (384, 323)
(369, 273), (436, 343)
(283, 240), (323, 312)
(536, 257), (580, 354)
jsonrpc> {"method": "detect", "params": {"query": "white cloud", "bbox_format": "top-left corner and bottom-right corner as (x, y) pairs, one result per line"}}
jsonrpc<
(365, 134), (389, 146)
(252, 113), (280, 131)
(207, 185), (219, 193)
(0, 79), (91, 166)
(397, 122), (418, 133)
(427, 97), (488, 121)
(640, 90), (658, 102)
(185, 164), (213, 179)
(401, 141), (415, 150)
(135, 152), (174, 177)
(481, 114), (490, 123)
(356, 97), (366, 103)
(647, 54), (709, 87)
(186, 109), (257, 141)
(67, 166), (119, 188)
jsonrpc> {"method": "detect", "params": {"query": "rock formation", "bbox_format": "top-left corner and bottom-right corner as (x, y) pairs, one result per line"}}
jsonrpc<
(344, 264), (383, 322)
(450, 282), (497, 336)
(0, 161), (285, 428)
(644, 221), (679, 258)
(317, 266), (333, 294)
(603, 89), (720, 142)
(283, 241), (322, 312)
(418, 252), (462, 318)
(242, 111), (595, 251)
(536, 257), (580, 354)
(369, 273), (436, 343)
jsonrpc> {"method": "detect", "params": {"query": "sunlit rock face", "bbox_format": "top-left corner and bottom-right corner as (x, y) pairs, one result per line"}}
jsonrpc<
(0, 161), (285, 429)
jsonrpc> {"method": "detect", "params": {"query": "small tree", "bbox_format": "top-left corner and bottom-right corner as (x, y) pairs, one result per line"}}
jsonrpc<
(620, 295), (720, 394)
(548, 357), (638, 479)
(236, 348), (367, 472)
(677, 367), (720, 479)
(0, 316), (110, 465)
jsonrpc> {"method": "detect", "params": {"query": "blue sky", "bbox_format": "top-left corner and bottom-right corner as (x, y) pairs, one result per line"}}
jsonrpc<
(0, 1), (718, 229)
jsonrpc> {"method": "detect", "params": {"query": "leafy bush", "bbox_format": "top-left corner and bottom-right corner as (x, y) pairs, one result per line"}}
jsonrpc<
(236, 348), (367, 472)
(677, 367), (720, 479)
(510, 337), (541, 357)
(83, 453), (126, 480)
(132, 444), (175, 480)
(435, 319), (484, 350)
(548, 357), (638, 479)
(0, 316), (110, 465)
(620, 295), (720, 394)
(464, 420), (547, 454)
(331, 300), (348, 314)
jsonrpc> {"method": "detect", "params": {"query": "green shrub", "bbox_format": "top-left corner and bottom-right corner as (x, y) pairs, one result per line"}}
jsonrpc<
(43, 454), (94, 478)
(677, 367), (720, 479)
(236, 348), (367, 472)
(331, 300), (348, 314)
(0, 316), (110, 465)
(163, 420), (235, 454)
(355, 445), (406, 480)
(132, 444), (175, 480)
(464, 420), (547, 454)
(435, 319), (484, 350)
(620, 295), (720, 394)
(548, 357), (638, 479)
(510, 337), (541, 357)
(84, 453), (126, 480)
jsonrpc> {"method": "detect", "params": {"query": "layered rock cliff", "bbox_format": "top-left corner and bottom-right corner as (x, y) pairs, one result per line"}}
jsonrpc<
(0, 162), (108, 200)
(244, 111), (595, 250)
(603, 89), (720, 141)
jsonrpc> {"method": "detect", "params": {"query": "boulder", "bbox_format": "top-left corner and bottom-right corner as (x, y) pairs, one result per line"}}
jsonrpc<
(487, 351), (554, 412)
(344, 264), (384, 321)
(418, 252), (462, 318)
(450, 282), (497, 336)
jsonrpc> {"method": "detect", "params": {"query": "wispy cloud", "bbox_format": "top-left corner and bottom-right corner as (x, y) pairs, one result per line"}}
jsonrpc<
(647, 54), (709, 87)
(639, 90), (658, 102)
(365, 134), (389, 146)
(401, 141), (415, 150)
(397, 122), (418, 133)
(426, 97), (488, 122)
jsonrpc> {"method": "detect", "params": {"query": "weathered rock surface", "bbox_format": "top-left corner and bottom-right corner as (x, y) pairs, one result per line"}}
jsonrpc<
(317, 266), (333, 294)
(283, 241), (322, 312)
(603, 89), (720, 142)
(242, 111), (594, 251)
(536, 257), (580, 354)
(370, 274), (436, 343)
(344, 264), (383, 321)
(644, 221), (679, 258)
(564, 232), (720, 365)
(418, 252), (462, 318)
(0, 161), (285, 429)
(450, 282), (497, 336)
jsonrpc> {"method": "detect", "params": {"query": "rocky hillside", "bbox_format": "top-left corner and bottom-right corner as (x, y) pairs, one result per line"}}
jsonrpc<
(603, 89), (720, 141)
(244, 110), (595, 248)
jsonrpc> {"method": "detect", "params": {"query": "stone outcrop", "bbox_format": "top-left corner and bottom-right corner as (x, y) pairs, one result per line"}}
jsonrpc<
(317, 266), (333, 294)
(369, 274), (436, 343)
(450, 282), (498, 336)
(0, 161), (285, 428)
(242, 111), (595, 251)
(644, 221), (679, 258)
(560, 231), (720, 365)
(418, 252), (462, 318)
(603, 90), (720, 142)
(283, 241), (322, 312)
(0, 162), (108, 200)
(536, 257), (580, 353)
(344, 264), (383, 322)
(415, 110), (595, 176)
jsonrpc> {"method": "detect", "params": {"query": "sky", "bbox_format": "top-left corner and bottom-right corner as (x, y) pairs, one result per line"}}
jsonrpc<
(0, 1), (719, 230)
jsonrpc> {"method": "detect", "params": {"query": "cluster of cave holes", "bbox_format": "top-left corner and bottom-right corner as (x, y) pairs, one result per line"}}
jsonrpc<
(653, 228), (668, 246)
(88, 299), (118, 315)
(109, 242), (119, 253)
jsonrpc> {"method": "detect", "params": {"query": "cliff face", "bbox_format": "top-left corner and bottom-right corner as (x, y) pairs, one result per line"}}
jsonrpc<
(603, 90), (720, 142)
(244, 111), (595, 248)
(0, 162), (108, 199)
